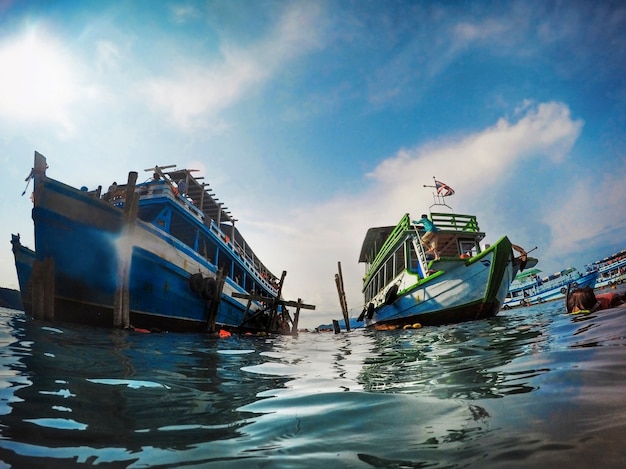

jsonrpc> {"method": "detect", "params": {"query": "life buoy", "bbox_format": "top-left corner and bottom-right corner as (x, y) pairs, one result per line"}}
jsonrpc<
(366, 302), (375, 320)
(189, 273), (204, 293)
(203, 277), (218, 300)
(384, 284), (399, 305)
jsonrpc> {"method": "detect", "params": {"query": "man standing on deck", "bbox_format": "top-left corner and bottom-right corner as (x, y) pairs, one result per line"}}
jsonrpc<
(413, 214), (440, 260)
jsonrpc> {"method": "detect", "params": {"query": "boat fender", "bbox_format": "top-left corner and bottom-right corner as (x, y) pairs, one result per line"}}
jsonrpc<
(189, 273), (204, 294)
(366, 302), (375, 320)
(560, 287), (567, 294)
(571, 282), (578, 289)
(384, 284), (399, 305)
(203, 277), (218, 300)
(357, 307), (366, 322)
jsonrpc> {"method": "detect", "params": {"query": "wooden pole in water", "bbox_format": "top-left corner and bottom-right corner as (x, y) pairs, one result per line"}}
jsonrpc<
(43, 257), (55, 321)
(113, 171), (138, 328)
(206, 268), (225, 333)
(31, 260), (44, 321)
(31, 257), (55, 321)
(335, 261), (350, 331)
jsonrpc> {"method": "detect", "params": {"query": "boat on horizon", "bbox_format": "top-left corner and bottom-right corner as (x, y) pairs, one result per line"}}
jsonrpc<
(356, 181), (533, 329)
(11, 151), (313, 334)
(503, 266), (598, 309)
(585, 250), (626, 289)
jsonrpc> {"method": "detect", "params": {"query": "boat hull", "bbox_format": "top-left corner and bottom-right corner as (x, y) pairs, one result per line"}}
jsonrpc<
(13, 156), (277, 332)
(364, 237), (516, 328)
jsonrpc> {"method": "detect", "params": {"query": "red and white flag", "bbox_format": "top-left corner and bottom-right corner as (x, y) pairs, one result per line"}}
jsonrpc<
(435, 180), (455, 197)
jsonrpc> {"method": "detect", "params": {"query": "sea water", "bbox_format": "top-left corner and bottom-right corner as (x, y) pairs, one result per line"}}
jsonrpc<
(1, 291), (625, 468)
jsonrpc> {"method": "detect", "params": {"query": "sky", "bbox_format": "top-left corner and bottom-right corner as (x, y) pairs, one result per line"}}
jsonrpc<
(0, 0), (625, 329)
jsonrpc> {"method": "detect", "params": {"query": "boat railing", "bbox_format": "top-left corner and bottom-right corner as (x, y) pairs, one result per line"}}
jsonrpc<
(430, 212), (480, 232)
(365, 214), (412, 281)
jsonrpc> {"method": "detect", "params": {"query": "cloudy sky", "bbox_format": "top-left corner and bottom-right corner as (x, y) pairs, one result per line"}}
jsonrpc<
(1, 1), (624, 328)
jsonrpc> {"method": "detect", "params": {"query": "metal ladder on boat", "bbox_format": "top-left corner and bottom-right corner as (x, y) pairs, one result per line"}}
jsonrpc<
(411, 224), (431, 278)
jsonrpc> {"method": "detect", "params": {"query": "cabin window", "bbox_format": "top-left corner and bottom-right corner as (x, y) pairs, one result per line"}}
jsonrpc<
(169, 211), (197, 250)
(138, 204), (168, 227)
(385, 257), (393, 284)
(217, 250), (233, 279)
(408, 239), (420, 273)
(459, 239), (478, 257)
(199, 234), (217, 263)
(394, 246), (406, 277)
(233, 264), (244, 286)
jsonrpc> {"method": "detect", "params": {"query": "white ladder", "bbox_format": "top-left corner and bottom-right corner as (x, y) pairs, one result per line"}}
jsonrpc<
(411, 224), (431, 278)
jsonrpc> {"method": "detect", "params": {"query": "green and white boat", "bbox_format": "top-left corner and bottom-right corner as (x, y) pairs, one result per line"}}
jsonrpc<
(357, 196), (530, 329)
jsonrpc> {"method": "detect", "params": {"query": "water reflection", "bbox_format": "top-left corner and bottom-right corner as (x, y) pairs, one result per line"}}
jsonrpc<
(358, 314), (548, 399)
(2, 297), (625, 468)
(0, 313), (288, 465)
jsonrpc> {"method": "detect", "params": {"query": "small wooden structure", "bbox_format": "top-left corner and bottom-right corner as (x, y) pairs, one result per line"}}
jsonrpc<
(232, 270), (315, 335)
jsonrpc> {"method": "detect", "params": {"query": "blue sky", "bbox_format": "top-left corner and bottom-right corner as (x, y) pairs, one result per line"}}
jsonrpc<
(1, 1), (624, 328)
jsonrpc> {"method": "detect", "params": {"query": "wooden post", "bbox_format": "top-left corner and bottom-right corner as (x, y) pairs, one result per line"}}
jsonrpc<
(335, 261), (350, 331)
(113, 171), (138, 328)
(31, 260), (44, 320)
(332, 320), (340, 334)
(291, 298), (302, 335)
(31, 257), (55, 321)
(43, 257), (55, 321)
(206, 269), (225, 333)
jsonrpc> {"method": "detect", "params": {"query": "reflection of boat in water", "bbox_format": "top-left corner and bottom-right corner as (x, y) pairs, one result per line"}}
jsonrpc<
(585, 250), (626, 289)
(0, 315), (281, 467)
(11, 151), (313, 334)
(504, 267), (598, 309)
(356, 181), (531, 329)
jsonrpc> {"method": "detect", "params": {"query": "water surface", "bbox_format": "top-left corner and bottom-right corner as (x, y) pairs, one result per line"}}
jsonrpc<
(1, 295), (625, 467)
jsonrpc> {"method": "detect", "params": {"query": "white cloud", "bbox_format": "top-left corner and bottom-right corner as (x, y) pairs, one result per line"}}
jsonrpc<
(139, 3), (324, 131)
(540, 172), (626, 256)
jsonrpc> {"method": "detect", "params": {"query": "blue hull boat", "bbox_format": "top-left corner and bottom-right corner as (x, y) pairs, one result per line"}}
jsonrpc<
(11, 151), (308, 333)
(503, 267), (598, 309)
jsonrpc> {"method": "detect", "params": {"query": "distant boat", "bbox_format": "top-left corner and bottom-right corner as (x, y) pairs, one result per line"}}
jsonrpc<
(503, 266), (598, 309)
(585, 250), (626, 289)
(11, 151), (312, 334)
(356, 183), (531, 329)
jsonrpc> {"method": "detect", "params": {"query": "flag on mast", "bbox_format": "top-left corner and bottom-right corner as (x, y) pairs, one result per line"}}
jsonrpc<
(435, 180), (455, 197)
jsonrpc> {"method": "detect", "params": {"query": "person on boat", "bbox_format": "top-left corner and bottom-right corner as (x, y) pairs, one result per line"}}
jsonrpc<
(103, 181), (118, 201)
(177, 179), (187, 197)
(413, 214), (440, 260)
(566, 286), (625, 314)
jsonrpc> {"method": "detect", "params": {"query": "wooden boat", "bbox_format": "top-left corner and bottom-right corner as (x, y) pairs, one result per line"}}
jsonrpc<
(585, 250), (626, 289)
(503, 267), (598, 309)
(11, 151), (313, 333)
(357, 192), (530, 329)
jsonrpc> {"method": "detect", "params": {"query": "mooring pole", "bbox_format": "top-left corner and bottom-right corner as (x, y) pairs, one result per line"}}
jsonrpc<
(113, 171), (138, 328)
(335, 261), (350, 331)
